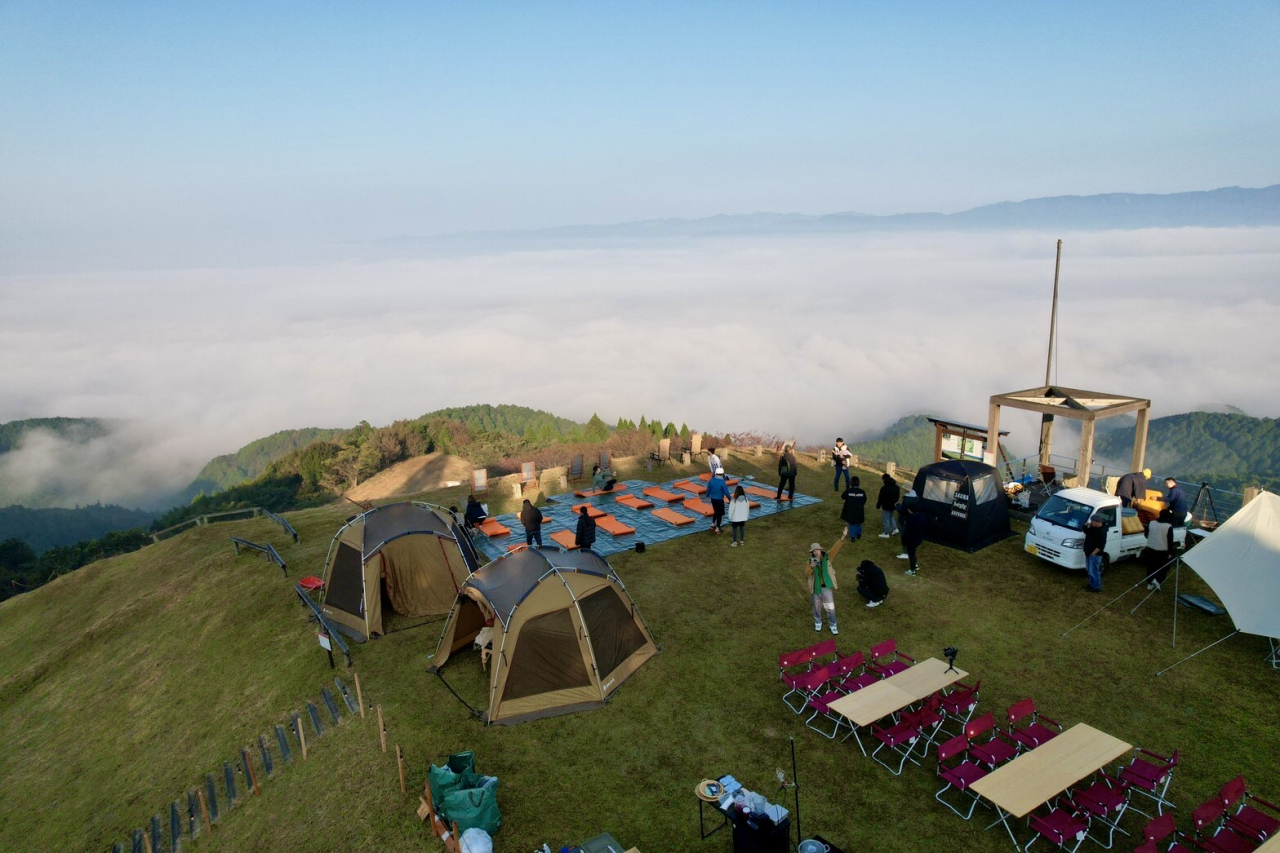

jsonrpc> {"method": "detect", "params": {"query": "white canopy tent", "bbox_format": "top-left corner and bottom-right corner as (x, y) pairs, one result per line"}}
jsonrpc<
(1179, 491), (1280, 669)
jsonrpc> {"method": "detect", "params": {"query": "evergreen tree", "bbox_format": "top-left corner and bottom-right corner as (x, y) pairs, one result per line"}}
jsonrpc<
(584, 413), (610, 442)
(664, 422), (678, 438)
(679, 423), (691, 441)
(637, 416), (648, 433)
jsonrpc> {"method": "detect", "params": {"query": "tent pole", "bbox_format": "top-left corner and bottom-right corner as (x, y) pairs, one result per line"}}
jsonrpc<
(1060, 576), (1149, 638)
(1155, 630), (1239, 677)
(1172, 557), (1180, 648)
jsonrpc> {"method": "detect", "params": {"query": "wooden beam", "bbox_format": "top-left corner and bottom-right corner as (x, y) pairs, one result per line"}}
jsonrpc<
(989, 397), (1094, 420)
(933, 423), (944, 463)
(1078, 418), (1097, 490)
(1131, 406), (1150, 471)
(1091, 398), (1152, 418)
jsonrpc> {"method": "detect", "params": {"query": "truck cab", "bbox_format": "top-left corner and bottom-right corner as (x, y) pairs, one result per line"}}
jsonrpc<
(1024, 487), (1146, 570)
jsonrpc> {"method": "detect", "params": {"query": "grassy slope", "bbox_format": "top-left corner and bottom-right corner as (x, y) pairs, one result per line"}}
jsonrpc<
(2, 457), (1277, 852)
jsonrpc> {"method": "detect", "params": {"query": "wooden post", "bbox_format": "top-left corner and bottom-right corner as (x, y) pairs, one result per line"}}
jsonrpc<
(396, 745), (406, 793)
(1039, 415), (1055, 468)
(197, 789), (213, 835)
(885, 461), (896, 477)
(986, 401), (1002, 462)
(1078, 417), (1096, 490)
(354, 672), (366, 718)
(377, 705), (386, 752)
(245, 748), (261, 796)
(1046, 238), (1063, 385)
(1243, 487), (1260, 506)
(142, 829), (153, 853)
(1132, 405), (1151, 471)
(932, 423), (944, 463)
(297, 717), (308, 760)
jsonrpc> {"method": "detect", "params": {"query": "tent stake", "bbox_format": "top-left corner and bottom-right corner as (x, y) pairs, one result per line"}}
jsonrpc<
(1156, 630), (1239, 677)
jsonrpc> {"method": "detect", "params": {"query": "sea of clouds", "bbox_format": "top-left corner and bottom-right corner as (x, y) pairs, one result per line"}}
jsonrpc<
(3, 226), (1278, 508)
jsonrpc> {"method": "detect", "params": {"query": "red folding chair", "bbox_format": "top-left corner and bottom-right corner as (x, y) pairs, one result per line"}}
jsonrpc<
(834, 650), (880, 694)
(1007, 698), (1063, 752)
(1135, 813), (1196, 853)
(1191, 797), (1262, 853)
(1026, 801), (1091, 852)
(783, 663), (835, 715)
(1118, 746), (1180, 818)
(868, 638), (914, 678)
(804, 654), (867, 738)
(934, 734), (989, 820)
(939, 678), (981, 737)
(1220, 776), (1280, 843)
(965, 712), (1017, 770)
(1070, 775), (1130, 849)
(778, 637), (837, 681)
(870, 709), (927, 775)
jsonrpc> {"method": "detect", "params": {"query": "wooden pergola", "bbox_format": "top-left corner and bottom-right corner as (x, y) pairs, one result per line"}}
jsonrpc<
(986, 385), (1151, 483)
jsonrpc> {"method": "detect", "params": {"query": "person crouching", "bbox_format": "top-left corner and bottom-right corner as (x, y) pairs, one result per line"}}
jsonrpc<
(856, 560), (888, 608)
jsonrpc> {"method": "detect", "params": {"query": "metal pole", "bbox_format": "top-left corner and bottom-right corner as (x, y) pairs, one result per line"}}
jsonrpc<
(1045, 239), (1063, 386)
(1156, 630), (1240, 677)
(1172, 557), (1180, 648)
(790, 736), (801, 846)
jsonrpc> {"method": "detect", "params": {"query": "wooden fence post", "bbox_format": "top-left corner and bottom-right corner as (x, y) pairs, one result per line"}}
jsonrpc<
(397, 745), (406, 793)
(297, 717), (308, 760)
(354, 672), (366, 718)
(245, 748), (261, 796)
(378, 704), (387, 752)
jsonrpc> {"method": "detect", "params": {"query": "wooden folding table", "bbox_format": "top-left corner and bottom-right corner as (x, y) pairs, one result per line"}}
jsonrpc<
(969, 723), (1131, 849)
(827, 658), (968, 754)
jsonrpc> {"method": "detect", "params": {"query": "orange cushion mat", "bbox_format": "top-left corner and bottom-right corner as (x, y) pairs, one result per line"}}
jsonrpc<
(571, 504), (607, 518)
(573, 485), (628, 498)
(697, 473), (740, 485)
(595, 515), (636, 536)
(642, 486), (684, 502)
(744, 485), (789, 500)
(478, 519), (511, 537)
(653, 508), (695, 526)
(549, 530), (580, 550)
(674, 481), (707, 495)
(682, 498), (714, 517)
(616, 495), (654, 510)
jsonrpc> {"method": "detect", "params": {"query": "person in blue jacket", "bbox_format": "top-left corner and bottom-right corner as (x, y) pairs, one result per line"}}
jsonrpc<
(705, 467), (730, 534)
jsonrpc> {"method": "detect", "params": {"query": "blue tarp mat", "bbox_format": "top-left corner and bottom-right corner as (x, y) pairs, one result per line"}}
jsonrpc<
(471, 477), (822, 561)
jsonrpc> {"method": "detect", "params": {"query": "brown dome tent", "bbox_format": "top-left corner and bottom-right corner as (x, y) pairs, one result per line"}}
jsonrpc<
(320, 502), (480, 641)
(430, 547), (658, 725)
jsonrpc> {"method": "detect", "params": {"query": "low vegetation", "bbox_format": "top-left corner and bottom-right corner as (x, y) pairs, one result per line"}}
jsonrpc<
(1, 455), (1275, 852)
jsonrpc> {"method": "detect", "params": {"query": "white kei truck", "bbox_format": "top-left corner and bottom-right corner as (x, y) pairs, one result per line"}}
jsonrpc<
(1024, 487), (1149, 570)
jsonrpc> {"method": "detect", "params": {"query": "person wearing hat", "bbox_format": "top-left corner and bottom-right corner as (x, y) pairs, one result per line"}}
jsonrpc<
(705, 467), (730, 534)
(804, 542), (839, 634)
(1115, 468), (1152, 508)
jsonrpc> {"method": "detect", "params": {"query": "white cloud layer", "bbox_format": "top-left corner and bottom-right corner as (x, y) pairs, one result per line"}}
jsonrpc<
(3, 227), (1278, 507)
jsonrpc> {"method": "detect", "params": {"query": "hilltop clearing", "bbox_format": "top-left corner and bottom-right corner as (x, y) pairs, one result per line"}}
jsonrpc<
(344, 452), (473, 503)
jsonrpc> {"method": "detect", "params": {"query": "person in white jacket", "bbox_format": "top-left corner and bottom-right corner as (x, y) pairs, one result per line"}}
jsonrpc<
(707, 447), (722, 474)
(727, 485), (751, 547)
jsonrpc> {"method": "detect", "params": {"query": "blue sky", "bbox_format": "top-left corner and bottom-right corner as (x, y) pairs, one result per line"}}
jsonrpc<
(2, 1), (1278, 268)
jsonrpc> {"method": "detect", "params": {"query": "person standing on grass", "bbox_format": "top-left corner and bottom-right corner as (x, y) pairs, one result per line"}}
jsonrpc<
(898, 503), (928, 575)
(575, 505), (597, 551)
(804, 542), (839, 635)
(520, 499), (544, 548)
(876, 473), (901, 538)
(832, 438), (853, 491)
(707, 447), (722, 475)
(840, 476), (867, 542)
(705, 467), (730, 534)
(1143, 509), (1176, 591)
(856, 560), (888, 608)
(728, 485), (750, 547)
(776, 443), (798, 502)
(1083, 516), (1106, 593)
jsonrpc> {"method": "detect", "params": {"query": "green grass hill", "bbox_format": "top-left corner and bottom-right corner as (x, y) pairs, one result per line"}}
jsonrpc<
(2, 453), (1275, 851)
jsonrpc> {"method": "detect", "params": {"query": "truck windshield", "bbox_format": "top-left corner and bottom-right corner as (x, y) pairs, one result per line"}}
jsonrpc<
(1036, 495), (1093, 530)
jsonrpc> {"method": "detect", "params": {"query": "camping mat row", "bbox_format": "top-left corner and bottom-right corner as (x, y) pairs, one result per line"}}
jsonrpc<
(471, 477), (823, 561)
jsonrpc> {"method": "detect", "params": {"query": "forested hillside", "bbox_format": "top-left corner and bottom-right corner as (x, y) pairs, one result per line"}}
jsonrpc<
(185, 427), (349, 495)
(0, 504), (155, 554)
(845, 415), (938, 470)
(0, 417), (113, 453)
(1097, 411), (1280, 491)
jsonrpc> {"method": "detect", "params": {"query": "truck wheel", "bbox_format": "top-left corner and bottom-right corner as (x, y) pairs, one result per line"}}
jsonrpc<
(1101, 554), (1111, 572)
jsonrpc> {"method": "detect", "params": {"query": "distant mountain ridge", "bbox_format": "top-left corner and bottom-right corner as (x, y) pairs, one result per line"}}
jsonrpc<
(361, 184), (1280, 254)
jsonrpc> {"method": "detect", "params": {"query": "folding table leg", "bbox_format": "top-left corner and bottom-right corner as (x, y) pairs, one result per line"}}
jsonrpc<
(982, 806), (1021, 849)
(842, 726), (867, 755)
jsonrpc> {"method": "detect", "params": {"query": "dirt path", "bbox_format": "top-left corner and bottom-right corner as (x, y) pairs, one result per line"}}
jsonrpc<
(344, 453), (474, 502)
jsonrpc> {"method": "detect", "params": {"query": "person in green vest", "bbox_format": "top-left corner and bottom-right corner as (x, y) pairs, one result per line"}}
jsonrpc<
(805, 542), (839, 635)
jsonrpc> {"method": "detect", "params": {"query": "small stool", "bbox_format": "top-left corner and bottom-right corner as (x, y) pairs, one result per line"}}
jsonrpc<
(299, 576), (325, 593)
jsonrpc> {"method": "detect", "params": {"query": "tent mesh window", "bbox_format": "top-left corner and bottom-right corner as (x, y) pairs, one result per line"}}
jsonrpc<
(579, 587), (648, 680)
(922, 475), (960, 504)
(502, 608), (592, 701)
(971, 474), (1001, 504)
(326, 542), (365, 616)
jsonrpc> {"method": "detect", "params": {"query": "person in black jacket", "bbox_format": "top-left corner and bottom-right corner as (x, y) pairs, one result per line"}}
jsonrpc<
(1115, 469), (1150, 507)
(876, 474), (901, 538)
(464, 495), (487, 529)
(898, 503), (927, 575)
(775, 444), (798, 502)
(1083, 516), (1107, 592)
(840, 476), (867, 541)
(575, 506), (597, 551)
(856, 560), (889, 608)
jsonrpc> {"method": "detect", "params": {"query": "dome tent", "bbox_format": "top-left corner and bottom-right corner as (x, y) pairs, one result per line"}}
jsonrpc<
(320, 502), (480, 641)
(430, 547), (658, 725)
(908, 459), (1013, 552)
